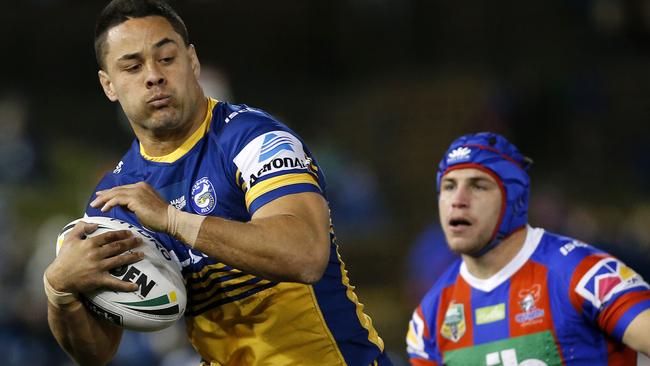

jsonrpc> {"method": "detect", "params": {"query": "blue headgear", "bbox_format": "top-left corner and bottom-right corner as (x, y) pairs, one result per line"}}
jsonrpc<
(436, 132), (532, 256)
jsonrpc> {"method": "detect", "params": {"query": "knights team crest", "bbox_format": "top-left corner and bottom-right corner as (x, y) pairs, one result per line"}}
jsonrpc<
(515, 284), (545, 325)
(441, 302), (466, 342)
(191, 177), (216, 214)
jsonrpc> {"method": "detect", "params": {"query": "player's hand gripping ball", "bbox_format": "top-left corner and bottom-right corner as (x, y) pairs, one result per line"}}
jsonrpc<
(56, 216), (186, 331)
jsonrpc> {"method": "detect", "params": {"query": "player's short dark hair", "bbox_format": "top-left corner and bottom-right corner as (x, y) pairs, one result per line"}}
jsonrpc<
(94, 0), (190, 69)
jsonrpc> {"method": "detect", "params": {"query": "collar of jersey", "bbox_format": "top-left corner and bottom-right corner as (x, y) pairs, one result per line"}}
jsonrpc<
(139, 97), (218, 163)
(459, 225), (544, 293)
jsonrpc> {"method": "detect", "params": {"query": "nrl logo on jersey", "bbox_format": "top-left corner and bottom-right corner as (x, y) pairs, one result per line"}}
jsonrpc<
(447, 147), (472, 163)
(440, 302), (466, 342)
(515, 284), (545, 325)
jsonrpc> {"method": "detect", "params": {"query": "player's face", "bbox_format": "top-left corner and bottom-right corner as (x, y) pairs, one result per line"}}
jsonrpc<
(98, 16), (202, 133)
(438, 168), (503, 255)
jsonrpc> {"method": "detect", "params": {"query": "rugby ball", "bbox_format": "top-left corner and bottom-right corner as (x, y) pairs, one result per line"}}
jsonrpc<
(55, 216), (186, 332)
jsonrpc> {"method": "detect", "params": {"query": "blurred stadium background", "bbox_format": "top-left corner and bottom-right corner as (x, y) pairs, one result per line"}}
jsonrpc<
(1, 0), (650, 364)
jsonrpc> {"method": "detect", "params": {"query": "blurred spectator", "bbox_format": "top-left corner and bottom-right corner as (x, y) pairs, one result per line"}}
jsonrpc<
(404, 223), (457, 307)
(0, 93), (35, 184)
(311, 141), (390, 242)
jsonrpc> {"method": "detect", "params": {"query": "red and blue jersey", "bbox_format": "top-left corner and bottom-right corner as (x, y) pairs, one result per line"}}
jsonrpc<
(407, 226), (650, 366)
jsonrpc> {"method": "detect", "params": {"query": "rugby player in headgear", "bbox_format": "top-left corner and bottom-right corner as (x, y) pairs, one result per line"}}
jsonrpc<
(436, 132), (532, 258)
(407, 132), (650, 366)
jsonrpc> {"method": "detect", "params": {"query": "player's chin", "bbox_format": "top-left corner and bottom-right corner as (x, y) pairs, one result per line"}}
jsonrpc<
(446, 237), (482, 255)
(148, 113), (183, 130)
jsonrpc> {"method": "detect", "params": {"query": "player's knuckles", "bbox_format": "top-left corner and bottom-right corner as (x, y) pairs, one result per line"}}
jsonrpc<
(62, 234), (83, 247)
(67, 222), (92, 240)
(72, 221), (87, 232)
(127, 237), (143, 249)
(82, 222), (99, 234)
(73, 274), (105, 293)
(95, 229), (133, 244)
(102, 251), (143, 270)
(134, 181), (149, 189)
(101, 239), (134, 257)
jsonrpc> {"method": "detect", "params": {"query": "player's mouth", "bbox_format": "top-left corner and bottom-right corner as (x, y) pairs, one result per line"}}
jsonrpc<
(147, 94), (172, 108)
(448, 217), (472, 233)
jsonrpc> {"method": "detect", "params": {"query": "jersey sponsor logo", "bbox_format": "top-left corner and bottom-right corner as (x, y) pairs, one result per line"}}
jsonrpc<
(559, 240), (589, 256)
(447, 147), (472, 163)
(191, 177), (216, 215)
(233, 131), (310, 190)
(224, 107), (257, 124)
(476, 303), (506, 325)
(248, 156), (312, 185)
(443, 331), (560, 366)
(82, 297), (123, 326)
(259, 133), (294, 162)
(441, 302), (466, 342)
(109, 264), (157, 297)
(576, 257), (649, 309)
(515, 285), (545, 325)
(486, 349), (548, 366)
(113, 160), (124, 174)
(170, 195), (187, 210)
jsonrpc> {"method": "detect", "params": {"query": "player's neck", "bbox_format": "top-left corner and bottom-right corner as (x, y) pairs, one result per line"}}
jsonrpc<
(461, 227), (528, 279)
(135, 96), (209, 157)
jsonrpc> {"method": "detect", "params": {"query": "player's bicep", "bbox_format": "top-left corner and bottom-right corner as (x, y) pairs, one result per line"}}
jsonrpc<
(571, 255), (650, 340)
(251, 191), (329, 234)
(232, 129), (321, 214)
(623, 308), (650, 356)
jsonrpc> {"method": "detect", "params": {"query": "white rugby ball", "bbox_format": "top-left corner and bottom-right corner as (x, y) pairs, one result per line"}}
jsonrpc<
(56, 216), (186, 332)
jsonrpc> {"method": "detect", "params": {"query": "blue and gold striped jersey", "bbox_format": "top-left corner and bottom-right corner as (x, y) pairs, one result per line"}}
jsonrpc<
(85, 98), (391, 366)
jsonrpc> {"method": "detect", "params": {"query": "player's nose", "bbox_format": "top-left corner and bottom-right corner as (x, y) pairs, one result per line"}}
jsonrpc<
(145, 63), (166, 88)
(450, 185), (470, 208)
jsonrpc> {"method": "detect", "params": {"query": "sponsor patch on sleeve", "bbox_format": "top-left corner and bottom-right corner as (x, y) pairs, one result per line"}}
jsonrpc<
(407, 309), (430, 359)
(233, 131), (312, 190)
(575, 257), (649, 310)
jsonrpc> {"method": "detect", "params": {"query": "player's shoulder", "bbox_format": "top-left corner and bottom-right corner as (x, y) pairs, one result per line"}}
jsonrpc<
(210, 101), (290, 144)
(93, 140), (144, 190)
(532, 228), (608, 278)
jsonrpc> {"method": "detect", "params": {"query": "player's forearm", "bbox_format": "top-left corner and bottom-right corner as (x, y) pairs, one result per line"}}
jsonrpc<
(193, 214), (330, 283)
(47, 300), (122, 366)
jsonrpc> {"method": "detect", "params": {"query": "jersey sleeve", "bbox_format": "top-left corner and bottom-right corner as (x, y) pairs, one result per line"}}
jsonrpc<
(406, 304), (441, 366)
(569, 253), (650, 342)
(83, 171), (143, 226)
(217, 107), (323, 215)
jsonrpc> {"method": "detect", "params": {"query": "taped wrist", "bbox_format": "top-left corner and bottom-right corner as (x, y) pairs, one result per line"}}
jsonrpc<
(167, 205), (206, 247)
(43, 273), (79, 309)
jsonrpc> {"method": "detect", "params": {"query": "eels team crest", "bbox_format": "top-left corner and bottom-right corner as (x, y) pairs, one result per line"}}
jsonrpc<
(191, 177), (216, 214)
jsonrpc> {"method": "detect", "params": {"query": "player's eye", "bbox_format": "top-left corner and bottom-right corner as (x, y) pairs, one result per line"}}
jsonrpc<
(160, 57), (174, 64)
(441, 182), (455, 191)
(472, 183), (487, 191)
(125, 64), (142, 73)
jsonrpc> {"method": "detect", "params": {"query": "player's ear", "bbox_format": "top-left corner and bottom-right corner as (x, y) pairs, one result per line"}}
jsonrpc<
(98, 70), (118, 102)
(188, 44), (201, 79)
